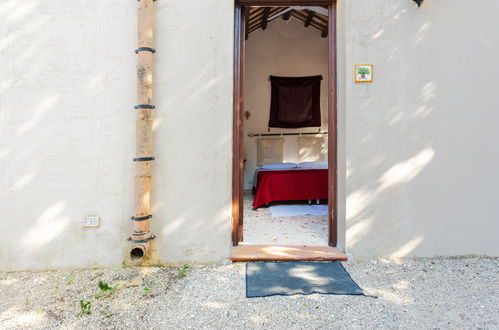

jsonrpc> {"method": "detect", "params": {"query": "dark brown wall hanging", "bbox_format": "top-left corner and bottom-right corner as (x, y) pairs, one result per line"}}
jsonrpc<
(268, 75), (322, 128)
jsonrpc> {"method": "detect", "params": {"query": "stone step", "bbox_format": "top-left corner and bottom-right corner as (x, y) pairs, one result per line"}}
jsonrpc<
(230, 244), (348, 262)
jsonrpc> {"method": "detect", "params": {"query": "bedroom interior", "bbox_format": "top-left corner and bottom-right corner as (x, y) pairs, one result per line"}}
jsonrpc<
(241, 5), (330, 246)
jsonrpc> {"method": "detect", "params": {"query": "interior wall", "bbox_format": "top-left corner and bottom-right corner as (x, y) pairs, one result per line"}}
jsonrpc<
(344, 0), (499, 257)
(244, 18), (329, 189)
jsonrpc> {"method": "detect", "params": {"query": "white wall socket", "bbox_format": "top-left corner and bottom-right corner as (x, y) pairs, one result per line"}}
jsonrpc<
(84, 215), (100, 228)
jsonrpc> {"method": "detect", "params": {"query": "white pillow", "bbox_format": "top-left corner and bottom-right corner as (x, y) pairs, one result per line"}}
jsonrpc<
(297, 161), (328, 169)
(260, 163), (297, 170)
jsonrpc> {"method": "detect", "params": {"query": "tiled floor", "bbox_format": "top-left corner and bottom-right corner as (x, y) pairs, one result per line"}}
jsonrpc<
(242, 192), (328, 245)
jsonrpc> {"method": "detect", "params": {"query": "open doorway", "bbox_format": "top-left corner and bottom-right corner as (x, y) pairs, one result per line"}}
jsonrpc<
(232, 1), (338, 251)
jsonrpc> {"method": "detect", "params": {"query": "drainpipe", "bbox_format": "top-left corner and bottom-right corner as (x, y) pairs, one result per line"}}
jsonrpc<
(128, 0), (156, 262)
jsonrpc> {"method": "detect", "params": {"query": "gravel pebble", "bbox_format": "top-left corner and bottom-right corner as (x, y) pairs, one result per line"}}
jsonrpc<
(0, 257), (497, 329)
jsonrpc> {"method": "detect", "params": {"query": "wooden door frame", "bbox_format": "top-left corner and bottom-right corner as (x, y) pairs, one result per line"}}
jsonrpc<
(232, 5), (245, 245)
(232, 0), (338, 247)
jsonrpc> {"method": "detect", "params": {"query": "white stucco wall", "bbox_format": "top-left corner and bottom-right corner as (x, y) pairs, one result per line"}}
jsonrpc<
(1, 0), (497, 271)
(0, 0), (233, 271)
(343, 0), (499, 257)
(0, 1), (136, 270)
(154, 0), (233, 264)
(243, 18), (329, 189)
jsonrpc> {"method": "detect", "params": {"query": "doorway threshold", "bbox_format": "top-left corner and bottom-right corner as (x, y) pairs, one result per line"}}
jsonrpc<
(230, 244), (348, 262)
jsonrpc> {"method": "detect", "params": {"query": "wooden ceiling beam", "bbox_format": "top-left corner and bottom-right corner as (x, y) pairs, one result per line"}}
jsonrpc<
(248, 26), (260, 34)
(245, 7), (250, 39)
(270, 7), (288, 19)
(238, 0), (332, 5)
(266, 7), (290, 21)
(248, 24), (261, 33)
(246, 5), (329, 37)
(247, 7), (264, 33)
(314, 13), (328, 23)
(269, 7), (284, 15)
(321, 27), (328, 38)
(291, 10), (324, 31)
(248, 19), (261, 28)
(249, 7), (264, 20)
(304, 10), (315, 27)
(249, 16), (265, 29)
(261, 7), (270, 30)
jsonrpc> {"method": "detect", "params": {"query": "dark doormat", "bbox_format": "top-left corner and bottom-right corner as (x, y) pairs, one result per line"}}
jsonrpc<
(246, 261), (369, 298)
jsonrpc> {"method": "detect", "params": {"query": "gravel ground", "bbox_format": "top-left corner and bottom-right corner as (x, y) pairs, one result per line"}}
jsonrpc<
(0, 257), (497, 329)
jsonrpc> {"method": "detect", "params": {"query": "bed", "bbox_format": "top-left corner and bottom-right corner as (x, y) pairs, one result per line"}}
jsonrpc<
(252, 162), (328, 208)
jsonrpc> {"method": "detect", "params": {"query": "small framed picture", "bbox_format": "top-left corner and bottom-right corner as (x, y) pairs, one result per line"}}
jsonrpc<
(354, 64), (373, 83)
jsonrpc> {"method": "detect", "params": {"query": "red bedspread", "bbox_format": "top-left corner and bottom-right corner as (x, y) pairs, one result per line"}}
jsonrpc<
(253, 169), (328, 208)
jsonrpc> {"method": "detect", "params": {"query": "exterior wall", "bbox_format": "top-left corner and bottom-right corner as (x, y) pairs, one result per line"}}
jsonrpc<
(344, 0), (499, 257)
(336, 0), (347, 251)
(0, 0), (497, 270)
(0, 1), (136, 270)
(243, 18), (329, 189)
(0, 0), (233, 271)
(154, 0), (233, 264)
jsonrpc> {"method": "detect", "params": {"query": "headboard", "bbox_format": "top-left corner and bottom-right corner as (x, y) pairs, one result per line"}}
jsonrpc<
(256, 138), (284, 166)
(298, 136), (326, 162)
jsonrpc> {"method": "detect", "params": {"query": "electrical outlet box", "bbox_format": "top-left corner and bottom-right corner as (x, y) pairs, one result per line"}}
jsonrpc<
(84, 215), (100, 228)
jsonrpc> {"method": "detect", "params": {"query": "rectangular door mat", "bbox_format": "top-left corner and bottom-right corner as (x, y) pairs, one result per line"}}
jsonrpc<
(246, 261), (367, 298)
